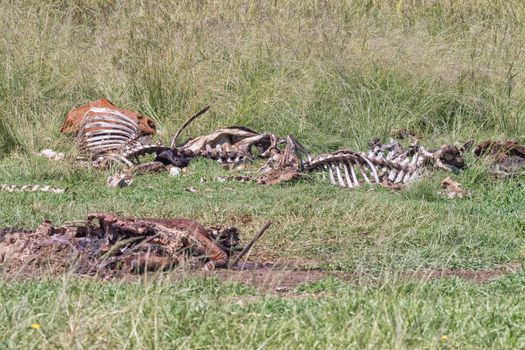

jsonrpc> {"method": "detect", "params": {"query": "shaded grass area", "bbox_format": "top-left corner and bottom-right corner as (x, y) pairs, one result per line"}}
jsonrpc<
(2, 273), (525, 349)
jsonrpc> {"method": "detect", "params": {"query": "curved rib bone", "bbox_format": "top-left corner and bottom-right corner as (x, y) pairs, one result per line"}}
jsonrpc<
(304, 150), (381, 188)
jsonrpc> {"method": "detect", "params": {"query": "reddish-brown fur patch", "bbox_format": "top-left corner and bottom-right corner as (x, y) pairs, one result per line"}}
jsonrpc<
(60, 98), (156, 135)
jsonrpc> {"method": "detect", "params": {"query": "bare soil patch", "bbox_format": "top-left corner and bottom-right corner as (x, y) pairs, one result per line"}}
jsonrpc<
(192, 261), (522, 294)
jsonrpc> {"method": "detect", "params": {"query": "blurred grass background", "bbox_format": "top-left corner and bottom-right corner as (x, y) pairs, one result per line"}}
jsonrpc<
(1, 0), (524, 154)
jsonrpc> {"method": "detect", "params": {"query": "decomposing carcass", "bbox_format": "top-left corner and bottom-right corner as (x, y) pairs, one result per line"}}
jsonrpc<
(0, 214), (271, 276)
(61, 101), (296, 173)
(58, 99), (522, 192)
(156, 106), (295, 169)
(473, 140), (525, 177)
(159, 127), (282, 167)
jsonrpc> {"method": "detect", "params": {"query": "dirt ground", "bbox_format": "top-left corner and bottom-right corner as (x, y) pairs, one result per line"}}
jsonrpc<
(208, 261), (522, 294)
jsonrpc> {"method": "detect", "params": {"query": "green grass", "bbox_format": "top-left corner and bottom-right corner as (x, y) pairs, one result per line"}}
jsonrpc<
(2, 274), (525, 349)
(2, 0), (525, 348)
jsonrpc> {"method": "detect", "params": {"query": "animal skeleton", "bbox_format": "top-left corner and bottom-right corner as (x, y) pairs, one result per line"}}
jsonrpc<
(161, 127), (282, 166)
(68, 101), (304, 174)
(75, 107), (158, 168)
(65, 101), (475, 191)
(302, 140), (470, 188)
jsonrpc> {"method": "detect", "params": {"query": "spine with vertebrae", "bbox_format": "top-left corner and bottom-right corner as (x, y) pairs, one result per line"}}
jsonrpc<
(1, 184), (65, 193)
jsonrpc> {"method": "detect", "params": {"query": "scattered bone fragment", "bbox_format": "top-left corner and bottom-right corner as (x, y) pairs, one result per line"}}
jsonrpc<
(106, 172), (133, 188)
(40, 149), (65, 161)
(169, 167), (182, 176)
(216, 175), (254, 183)
(441, 177), (469, 198)
(0, 184), (66, 194)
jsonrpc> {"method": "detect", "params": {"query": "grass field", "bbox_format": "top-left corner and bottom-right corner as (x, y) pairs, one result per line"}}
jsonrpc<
(2, 0), (525, 348)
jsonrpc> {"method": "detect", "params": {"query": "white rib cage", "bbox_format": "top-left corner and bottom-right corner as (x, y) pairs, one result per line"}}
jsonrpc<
(364, 142), (432, 184)
(303, 143), (437, 188)
(76, 108), (141, 158)
(76, 108), (166, 168)
(304, 150), (381, 188)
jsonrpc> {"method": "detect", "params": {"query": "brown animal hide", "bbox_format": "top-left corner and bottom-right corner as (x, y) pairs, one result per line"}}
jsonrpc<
(60, 98), (156, 135)
(474, 140), (525, 159)
(0, 214), (238, 276)
(473, 140), (525, 176)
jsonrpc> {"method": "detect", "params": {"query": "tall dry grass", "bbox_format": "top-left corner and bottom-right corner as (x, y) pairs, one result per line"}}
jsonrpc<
(1, 0), (524, 156)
